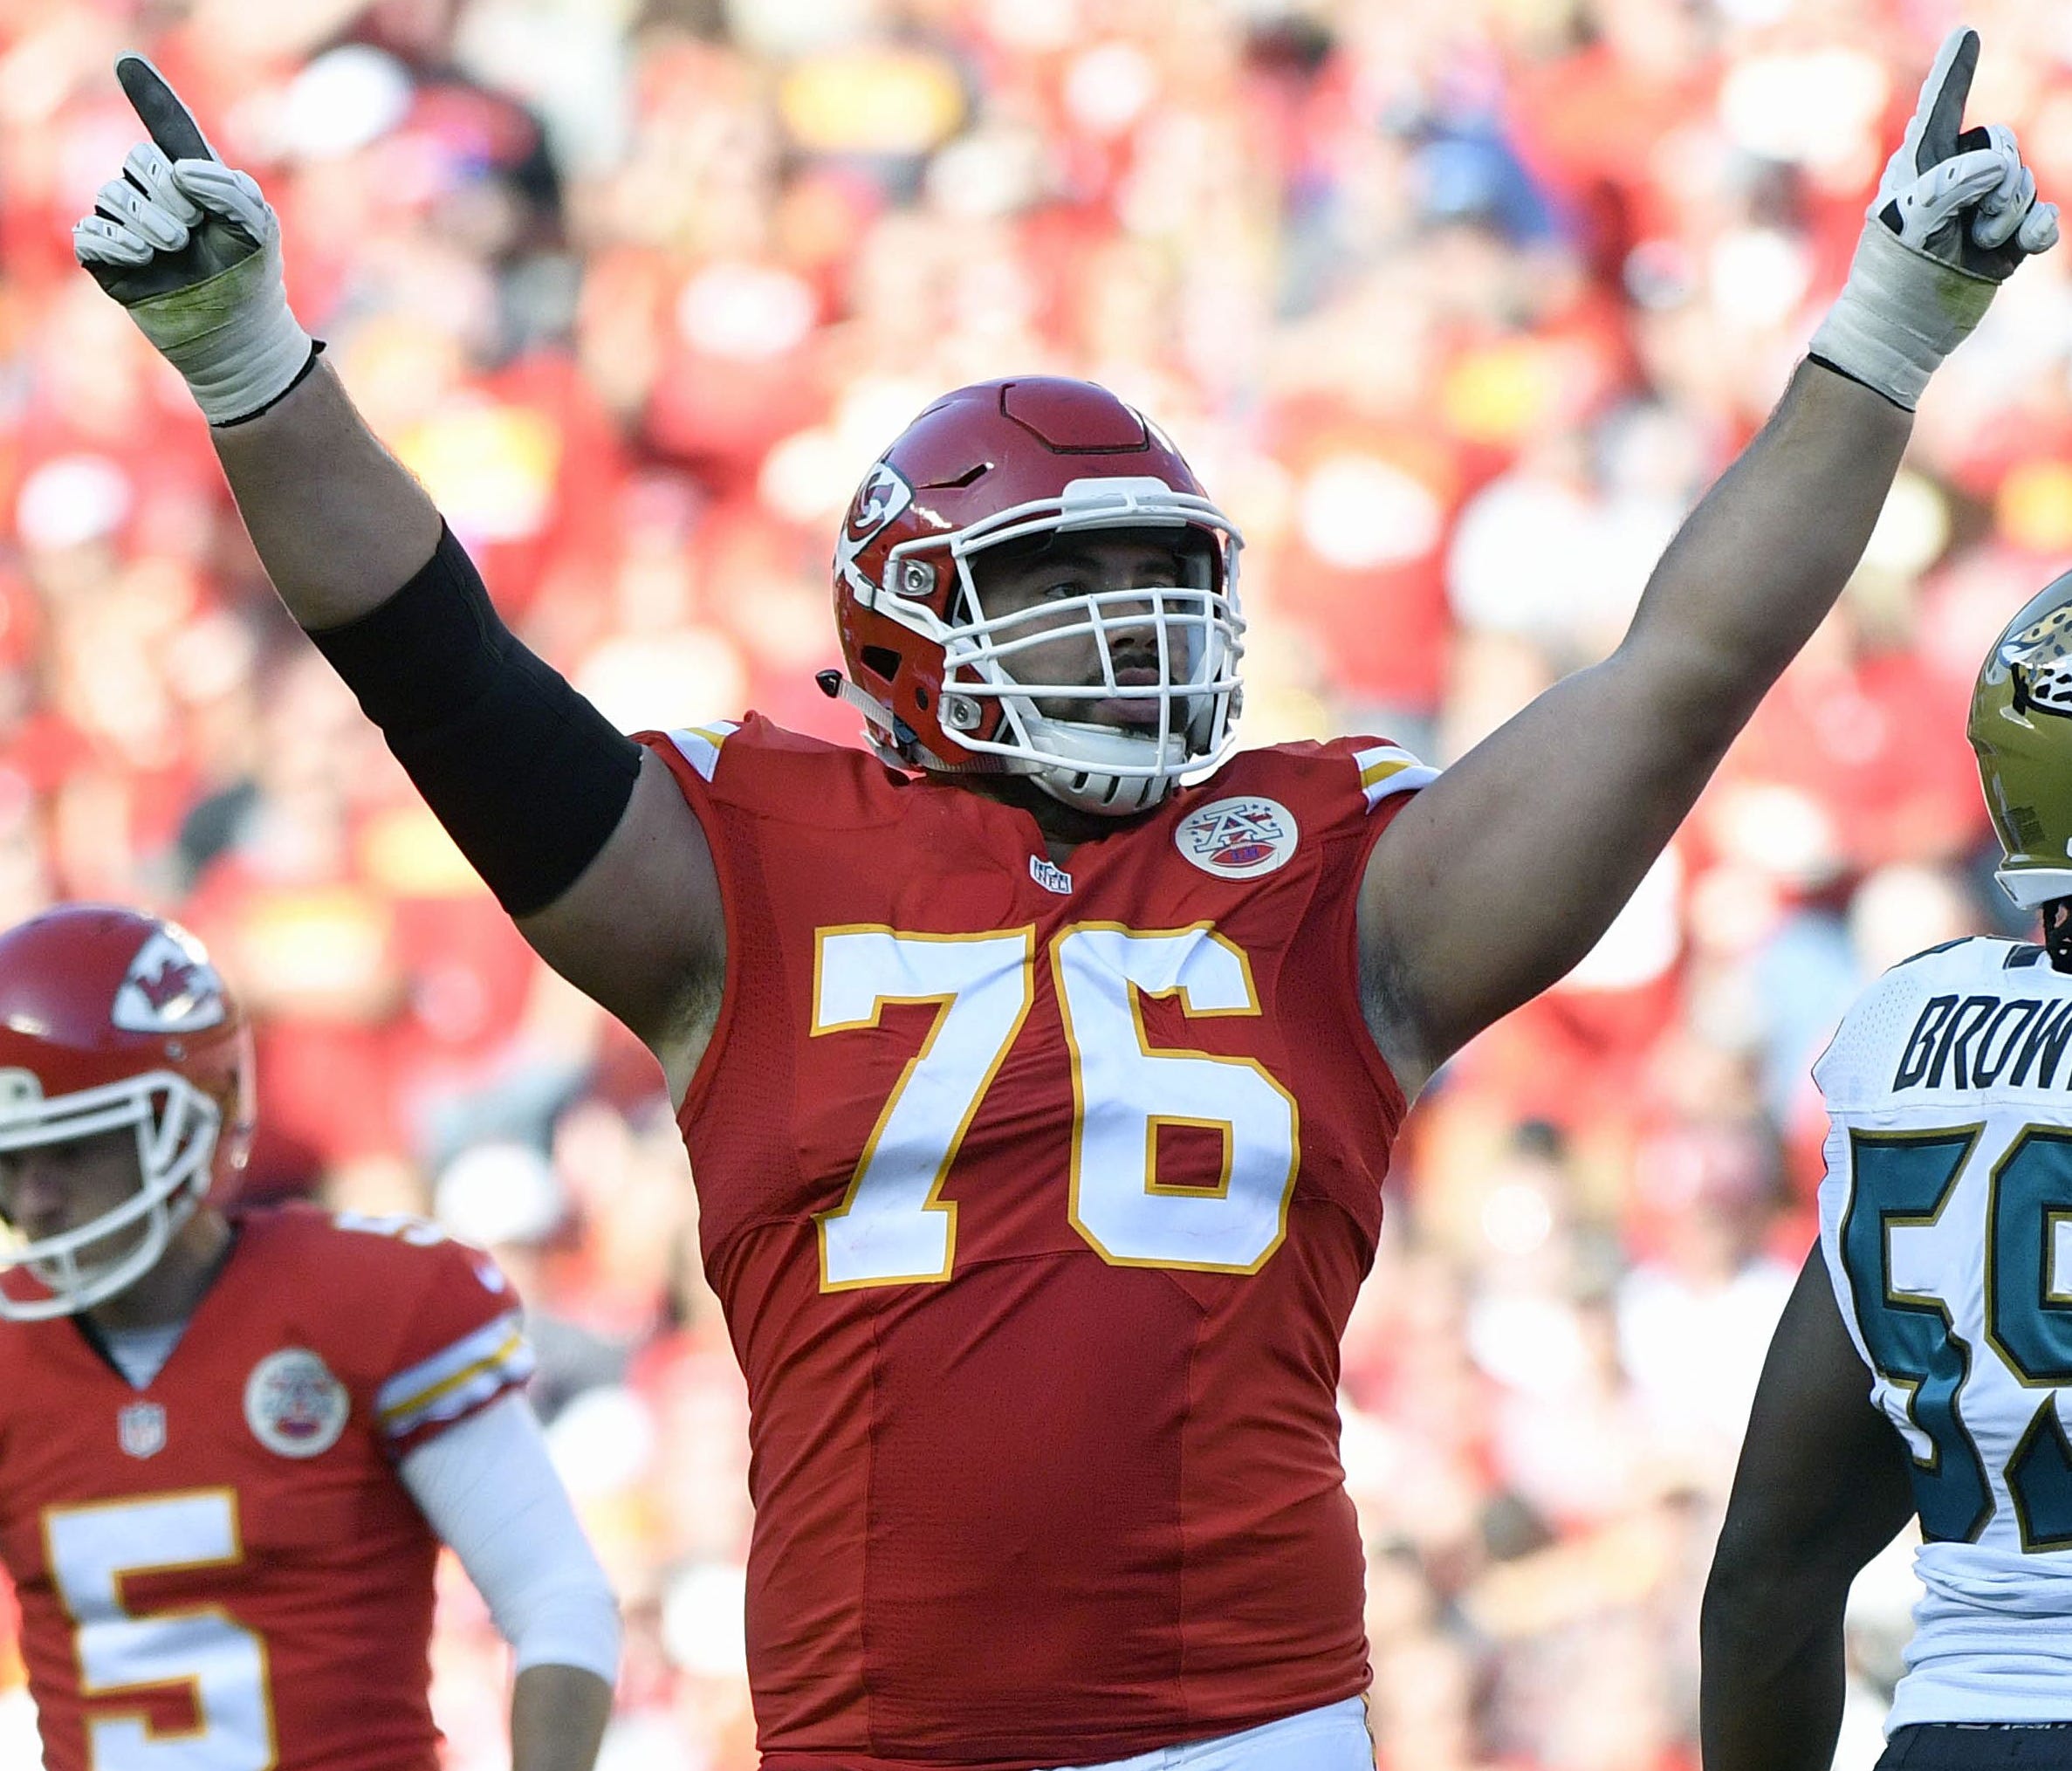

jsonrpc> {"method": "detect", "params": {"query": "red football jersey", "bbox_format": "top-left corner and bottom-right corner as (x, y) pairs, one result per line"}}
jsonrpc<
(645, 715), (1431, 1770)
(0, 1205), (533, 1771)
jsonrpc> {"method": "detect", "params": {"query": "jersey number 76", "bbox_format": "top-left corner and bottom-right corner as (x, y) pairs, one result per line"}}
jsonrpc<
(812, 923), (1300, 1289)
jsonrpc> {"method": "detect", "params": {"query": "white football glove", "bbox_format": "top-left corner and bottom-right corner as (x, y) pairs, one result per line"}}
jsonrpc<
(1809, 28), (2059, 410)
(72, 55), (314, 426)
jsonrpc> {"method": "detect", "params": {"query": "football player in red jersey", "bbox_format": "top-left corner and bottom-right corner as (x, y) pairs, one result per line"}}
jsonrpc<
(0, 904), (620, 1771)
(69, 33), (2055, 1771)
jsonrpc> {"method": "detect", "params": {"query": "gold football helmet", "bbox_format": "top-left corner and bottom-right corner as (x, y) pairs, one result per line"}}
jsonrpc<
(1972, 566), (2072, 907)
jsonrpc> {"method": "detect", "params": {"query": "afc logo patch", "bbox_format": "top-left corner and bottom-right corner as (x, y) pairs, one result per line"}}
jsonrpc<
(1174, 796), (1300, 880)
(244, 1348), (350, 1459)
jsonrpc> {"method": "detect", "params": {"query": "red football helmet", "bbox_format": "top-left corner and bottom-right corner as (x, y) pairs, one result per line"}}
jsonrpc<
(828, 377), (1245, 815)
(0, 904), (254, 1320)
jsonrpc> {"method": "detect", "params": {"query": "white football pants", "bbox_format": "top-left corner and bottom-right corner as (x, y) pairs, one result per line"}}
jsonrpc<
(1046, 1696), (1373, 1770)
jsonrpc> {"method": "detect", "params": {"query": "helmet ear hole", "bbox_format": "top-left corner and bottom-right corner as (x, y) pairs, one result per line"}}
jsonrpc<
(859, 645), (902, 687)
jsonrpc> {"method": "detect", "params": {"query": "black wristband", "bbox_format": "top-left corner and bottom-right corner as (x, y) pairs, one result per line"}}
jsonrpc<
(305, 525), (642, 916)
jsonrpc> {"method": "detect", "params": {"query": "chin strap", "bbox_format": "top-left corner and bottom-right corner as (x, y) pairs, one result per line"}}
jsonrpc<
(812, 669), (1180, 817)
(814, 670), (1014, 776)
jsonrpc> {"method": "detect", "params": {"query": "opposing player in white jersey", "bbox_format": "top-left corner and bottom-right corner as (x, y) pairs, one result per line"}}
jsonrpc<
(1703, 571), (2072, 1770)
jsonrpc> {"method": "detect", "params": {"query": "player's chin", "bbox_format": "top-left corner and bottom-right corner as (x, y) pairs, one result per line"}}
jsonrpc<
(62, 1218), (152, 1273)
(1038, 697), (1173, 732)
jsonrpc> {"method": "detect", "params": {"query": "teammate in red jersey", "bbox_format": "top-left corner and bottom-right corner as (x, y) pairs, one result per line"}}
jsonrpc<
(70, 33), (2056, 1771)
(0, 904), (620, 1771)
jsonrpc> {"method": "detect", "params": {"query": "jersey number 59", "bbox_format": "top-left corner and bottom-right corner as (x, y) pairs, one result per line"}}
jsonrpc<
(1842, 1125), (2072, 1550)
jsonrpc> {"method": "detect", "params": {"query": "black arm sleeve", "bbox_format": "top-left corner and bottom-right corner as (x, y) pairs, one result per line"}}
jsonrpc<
(304, 525), (642, 917)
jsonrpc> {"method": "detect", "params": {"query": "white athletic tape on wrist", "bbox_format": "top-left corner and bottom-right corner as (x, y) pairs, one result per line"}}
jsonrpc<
(122, 244), (312, 425)
(1807, 219), (1996, 409)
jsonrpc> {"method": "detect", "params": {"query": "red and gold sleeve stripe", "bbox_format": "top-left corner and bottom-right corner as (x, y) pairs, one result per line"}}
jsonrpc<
(1355, 743), (1438, 812)
(377, 1313), (535, 1443)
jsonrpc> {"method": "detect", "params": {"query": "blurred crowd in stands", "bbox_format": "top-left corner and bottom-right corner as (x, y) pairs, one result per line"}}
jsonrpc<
(7, 0), (2072, 1763)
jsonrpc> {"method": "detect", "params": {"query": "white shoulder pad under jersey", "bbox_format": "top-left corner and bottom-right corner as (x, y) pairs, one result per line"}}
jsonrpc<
(1814, 935), (2072, 1726)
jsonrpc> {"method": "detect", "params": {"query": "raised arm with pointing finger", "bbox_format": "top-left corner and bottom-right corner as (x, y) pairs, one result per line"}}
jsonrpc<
(1355, 24), (2056, 1092)
(79, 57), (707, 1094)
(78, 83), (620, 1771)
(71, 35), (2060, 1771)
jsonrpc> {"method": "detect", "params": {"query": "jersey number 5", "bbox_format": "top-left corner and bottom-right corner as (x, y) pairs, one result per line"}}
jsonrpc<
(43, 1489), (274, 1769)
(1843, 1125), (2072, 1549)
(813, 924), (1300, 1289)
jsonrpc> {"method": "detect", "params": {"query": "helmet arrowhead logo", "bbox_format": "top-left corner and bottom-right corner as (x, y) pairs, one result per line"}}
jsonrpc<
(835, 462), (916, 603)
(112, 929), (227, 1033)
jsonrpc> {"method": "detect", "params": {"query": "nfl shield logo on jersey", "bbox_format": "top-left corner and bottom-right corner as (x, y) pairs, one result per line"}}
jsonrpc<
(244, 1348), (350, 1459)
(117, 1401), (166, 1459)
(1028, 854), (1074, 896)
(1174, 797), (1300, 880)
